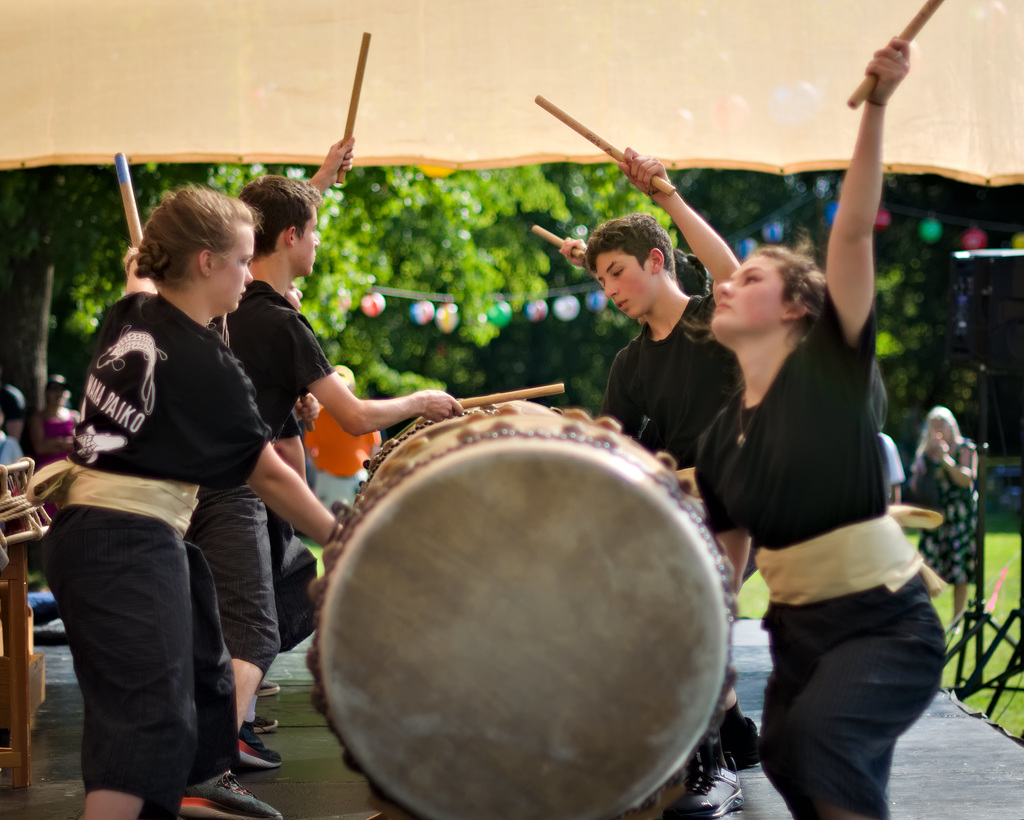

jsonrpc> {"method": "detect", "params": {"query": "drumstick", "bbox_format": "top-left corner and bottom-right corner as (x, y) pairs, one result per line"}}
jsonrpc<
(337, 32), (372, 185)
(115, 153), (144, 248)
(531, 224), (585, 260)
(847, 0), (947, 109)
(458, 383), (565, 409)
(535, 95), (676, 195)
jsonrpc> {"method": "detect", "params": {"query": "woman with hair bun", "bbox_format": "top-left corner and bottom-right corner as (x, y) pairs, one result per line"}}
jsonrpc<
(695, 40), (945, 820)
(32, 186), (335, 820)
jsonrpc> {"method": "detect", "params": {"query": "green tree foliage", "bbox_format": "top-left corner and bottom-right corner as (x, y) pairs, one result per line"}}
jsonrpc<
(0, 166), (136, 406)
(2, 160), (1021, 450)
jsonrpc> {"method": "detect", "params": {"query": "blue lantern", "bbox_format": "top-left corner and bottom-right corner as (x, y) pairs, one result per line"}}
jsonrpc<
(761, 221), (784, 243)
(736, 238), (758, 260)
(524, 300), (548, 322)
(585, 290), (608, 312)
(409, 301), (435, 326)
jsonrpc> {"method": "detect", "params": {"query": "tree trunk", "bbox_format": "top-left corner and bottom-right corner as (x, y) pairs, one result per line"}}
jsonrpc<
(0, 247), (54, 413)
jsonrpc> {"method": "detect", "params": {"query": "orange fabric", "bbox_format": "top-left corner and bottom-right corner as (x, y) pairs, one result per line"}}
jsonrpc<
(305, 412), (380, 477)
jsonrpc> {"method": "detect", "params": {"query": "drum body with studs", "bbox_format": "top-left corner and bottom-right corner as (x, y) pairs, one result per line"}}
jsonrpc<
(311, 404), (733, 820)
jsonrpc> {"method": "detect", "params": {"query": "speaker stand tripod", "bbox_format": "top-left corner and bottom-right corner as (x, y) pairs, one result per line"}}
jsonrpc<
(945, 367), (1023, 718)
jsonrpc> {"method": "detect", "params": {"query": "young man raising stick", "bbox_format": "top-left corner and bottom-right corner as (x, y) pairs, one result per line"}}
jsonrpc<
(559, 156), (754, 817)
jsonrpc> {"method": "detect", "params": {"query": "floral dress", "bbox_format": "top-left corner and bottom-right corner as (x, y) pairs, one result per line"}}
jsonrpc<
(918, 440), (978, 584)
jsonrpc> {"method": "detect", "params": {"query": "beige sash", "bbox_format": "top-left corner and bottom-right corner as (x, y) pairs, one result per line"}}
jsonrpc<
(755, 515), (947, 606)
(28, 459), (199, 537)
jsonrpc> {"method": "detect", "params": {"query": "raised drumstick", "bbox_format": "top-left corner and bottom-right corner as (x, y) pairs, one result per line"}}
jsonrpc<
(531, 225), (585, 260)
(115, 153), (144, 248)
(458, 383), (564, 410)
(337, 32), (371, 185)
(535, 95), (676, 196)
(847, 0), (947, 108)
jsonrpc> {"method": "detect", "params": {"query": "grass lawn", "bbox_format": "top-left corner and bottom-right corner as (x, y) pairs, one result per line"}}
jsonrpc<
(736, 508), (1024, 740)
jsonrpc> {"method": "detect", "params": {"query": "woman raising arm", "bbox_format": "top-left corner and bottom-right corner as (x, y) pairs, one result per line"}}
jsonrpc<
(695, 40), (946, 820)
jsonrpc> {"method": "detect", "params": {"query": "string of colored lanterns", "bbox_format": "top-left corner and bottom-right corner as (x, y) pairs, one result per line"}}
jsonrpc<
(733, 203), (1024, 261)
(353, 288), (609, 333)
(349, 191), (1024, 331)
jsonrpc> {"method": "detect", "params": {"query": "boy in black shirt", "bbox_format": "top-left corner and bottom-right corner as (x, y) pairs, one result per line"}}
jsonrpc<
(560, 150), (741, 473)
(186, 141), (463, 772)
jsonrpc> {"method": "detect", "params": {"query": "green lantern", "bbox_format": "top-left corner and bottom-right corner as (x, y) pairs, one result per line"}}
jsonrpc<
(486, 301), (512, 328)
(918, 218), (943, 244)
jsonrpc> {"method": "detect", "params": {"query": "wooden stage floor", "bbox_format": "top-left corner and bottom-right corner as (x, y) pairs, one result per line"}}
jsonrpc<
(2, 619), (1022, 819)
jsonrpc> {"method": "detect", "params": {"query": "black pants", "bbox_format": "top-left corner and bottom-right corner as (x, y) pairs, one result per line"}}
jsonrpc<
(760, 577), (944, 820)
(44, 506), (237, 818)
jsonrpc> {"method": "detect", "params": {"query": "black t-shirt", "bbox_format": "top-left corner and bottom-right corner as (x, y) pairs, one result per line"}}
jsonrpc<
(696, 295), (887, 549)
(279, 410), (301, 440)
(601, 294), (738, 468)
(71, 293), (270, 489)
(225, 281), (334, 440)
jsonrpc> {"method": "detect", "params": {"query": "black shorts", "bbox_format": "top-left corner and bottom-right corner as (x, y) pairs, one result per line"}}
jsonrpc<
(188, 486), (280, 671)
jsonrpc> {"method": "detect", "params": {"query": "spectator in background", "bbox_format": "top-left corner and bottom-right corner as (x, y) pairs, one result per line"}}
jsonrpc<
(28, 374), (80, 469)
(878, 431), (905, 503)
(0, 405), (25, 465)
(0, 360), (27, 444)
(911, 405), (979, 626)
(304, 365), (381, 509)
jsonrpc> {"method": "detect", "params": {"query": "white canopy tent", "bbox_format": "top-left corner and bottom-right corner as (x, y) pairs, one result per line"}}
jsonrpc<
(1, 0), (1021, 184)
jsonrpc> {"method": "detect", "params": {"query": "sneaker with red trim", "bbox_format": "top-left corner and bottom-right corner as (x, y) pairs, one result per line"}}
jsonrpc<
(179, 771), (282, 819)
(238, 721), (282, 770)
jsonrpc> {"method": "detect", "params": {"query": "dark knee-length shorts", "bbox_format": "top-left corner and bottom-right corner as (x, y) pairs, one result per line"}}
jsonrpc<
(187, 486), (281, 672)
(760, 576), (945, 820)
(188, 485), (318, 668)
(43, 506), (237, 818)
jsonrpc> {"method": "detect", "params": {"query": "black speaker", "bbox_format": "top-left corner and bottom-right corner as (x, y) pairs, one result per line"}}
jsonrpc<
(947, 250), (1024, 373)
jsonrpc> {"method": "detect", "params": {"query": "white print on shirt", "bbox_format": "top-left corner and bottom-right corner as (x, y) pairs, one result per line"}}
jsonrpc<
(75, 424), (129, 464)
(95, 327), (167, 415)
(84, 373), (147, 434)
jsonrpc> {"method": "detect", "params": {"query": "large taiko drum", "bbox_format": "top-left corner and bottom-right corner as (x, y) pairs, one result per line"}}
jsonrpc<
(310, 404), (733, 820)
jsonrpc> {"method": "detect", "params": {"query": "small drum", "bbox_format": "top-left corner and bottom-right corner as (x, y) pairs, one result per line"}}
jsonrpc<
(310, 405), (733, 820)
(1, 458), (49, 551)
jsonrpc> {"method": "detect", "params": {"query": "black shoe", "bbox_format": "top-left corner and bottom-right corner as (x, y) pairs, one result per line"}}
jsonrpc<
(664, 741), (743, 819)
(720, 704), (759, 770)
(179, 771), (282, 819)
(238, 721), (282, 770)
(664, 764), (742, 818)
(33, 617), (68, 645)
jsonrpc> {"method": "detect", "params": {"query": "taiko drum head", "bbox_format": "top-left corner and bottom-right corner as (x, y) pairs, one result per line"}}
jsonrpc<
(317, 424), (730, 820)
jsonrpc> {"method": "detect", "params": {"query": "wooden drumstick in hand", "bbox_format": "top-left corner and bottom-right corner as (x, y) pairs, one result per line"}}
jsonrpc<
(847, 0), (946, 108)
(337, 32), (371, 185)
(531, 225), (585, 260)
(458, 383), (565, 410)
(535, 95), (676, 195)
(115, 153), (144, 248)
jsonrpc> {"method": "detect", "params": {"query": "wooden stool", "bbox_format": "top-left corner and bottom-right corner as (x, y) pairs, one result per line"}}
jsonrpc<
(0, 458), (49, 788)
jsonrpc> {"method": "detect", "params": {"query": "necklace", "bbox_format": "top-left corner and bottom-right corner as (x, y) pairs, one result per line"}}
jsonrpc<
(737, 403), (760, 447)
